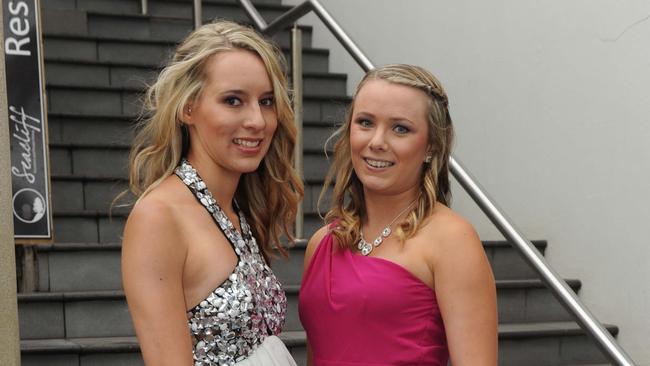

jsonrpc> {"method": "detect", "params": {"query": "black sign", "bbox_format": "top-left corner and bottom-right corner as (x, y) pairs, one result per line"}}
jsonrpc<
(3, 0), (52, 241)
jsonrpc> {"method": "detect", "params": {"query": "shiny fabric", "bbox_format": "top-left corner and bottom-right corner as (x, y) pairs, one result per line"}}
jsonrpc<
(175, 160), (288, 366)
(299, 230), (449, 366)
(234, 336), (297, 366)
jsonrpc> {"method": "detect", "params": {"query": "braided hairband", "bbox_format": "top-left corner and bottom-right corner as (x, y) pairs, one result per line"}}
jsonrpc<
(425, 84), (449, 108)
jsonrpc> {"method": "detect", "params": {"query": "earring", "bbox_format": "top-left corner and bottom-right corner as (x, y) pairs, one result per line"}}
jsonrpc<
(424, 155), (433, 163)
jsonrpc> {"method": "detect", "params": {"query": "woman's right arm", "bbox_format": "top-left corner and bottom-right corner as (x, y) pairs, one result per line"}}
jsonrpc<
(122, 199), (193, 366)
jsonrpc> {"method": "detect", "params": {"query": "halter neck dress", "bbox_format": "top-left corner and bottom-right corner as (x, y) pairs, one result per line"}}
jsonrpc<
(175, 160), (296, 366)
(298, 228), (449, 366)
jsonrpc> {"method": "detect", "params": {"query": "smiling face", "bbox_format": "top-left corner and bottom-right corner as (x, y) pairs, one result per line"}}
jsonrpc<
(350, 79), (431, 197)
(185, 49), (277, 177)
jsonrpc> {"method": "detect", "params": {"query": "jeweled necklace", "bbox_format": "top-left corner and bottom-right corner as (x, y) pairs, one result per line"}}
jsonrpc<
(358, 198), (418, 256)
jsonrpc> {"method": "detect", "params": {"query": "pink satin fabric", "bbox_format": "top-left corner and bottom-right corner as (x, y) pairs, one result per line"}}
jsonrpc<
(299, 230), (449, 366)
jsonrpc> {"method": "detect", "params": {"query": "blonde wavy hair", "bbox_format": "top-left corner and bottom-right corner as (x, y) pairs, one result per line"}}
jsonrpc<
(321, 64), (454, 250)
(124, 20), (303, 259)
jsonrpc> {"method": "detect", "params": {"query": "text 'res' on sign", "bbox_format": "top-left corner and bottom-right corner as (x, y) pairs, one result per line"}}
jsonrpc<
(3, 0), (53, 243)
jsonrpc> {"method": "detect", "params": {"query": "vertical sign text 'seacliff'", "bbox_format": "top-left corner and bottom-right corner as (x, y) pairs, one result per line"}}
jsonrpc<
(3, 0), (52, 240)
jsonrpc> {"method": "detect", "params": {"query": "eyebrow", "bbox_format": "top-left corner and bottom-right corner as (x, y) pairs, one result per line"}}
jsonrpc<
(220, 89), (274, 96)
(353, 110), (415, 125)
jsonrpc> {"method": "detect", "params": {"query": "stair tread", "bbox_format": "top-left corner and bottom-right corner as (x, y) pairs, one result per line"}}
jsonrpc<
(46, 82), (350, 100)
(43, 33), (329, 53)
(34, 239), (545, 251)
(21, 332), (305, 353)
(499, 321), (618, 338)
(18, 277), (580, 302)
(44, 58), (346, 79)
(21, 321), (617, 353)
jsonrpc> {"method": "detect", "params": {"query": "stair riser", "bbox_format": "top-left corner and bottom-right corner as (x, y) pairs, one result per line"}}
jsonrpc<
(51, 180), (325, 215)
(48, 117), (337, 154)
(38, 250), (123, 292)
(43, 0), (283, 15)
(44, 38), (330, 72)
(49, 117), (136, 146)
(499, 336), (609, 366)
(49, 145), (330, 180)
(87, 15), (312, 49)
(45, 63), (344, 96)
(19, 285), (575, 340)
(47, 87), (344, 121)
(19, 299), (133, 339)
(51, 216), (125, 244)
(21, 353), (144, 366)
(20, 334), (608, 366)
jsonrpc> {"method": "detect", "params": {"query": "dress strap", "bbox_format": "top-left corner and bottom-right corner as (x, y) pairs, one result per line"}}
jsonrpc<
(174, 158), (250, 257)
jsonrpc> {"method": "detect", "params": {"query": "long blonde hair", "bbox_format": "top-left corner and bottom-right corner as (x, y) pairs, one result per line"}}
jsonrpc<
(126, 20), (303, 258)
(321, 64), (454, 249)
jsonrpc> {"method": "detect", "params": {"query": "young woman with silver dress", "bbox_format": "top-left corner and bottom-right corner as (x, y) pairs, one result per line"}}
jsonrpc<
(121, 20), (302, 366)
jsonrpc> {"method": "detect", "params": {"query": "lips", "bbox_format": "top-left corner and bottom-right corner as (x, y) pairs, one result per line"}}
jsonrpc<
(233, 138), (262, 148)
(364, 157), (394, 168)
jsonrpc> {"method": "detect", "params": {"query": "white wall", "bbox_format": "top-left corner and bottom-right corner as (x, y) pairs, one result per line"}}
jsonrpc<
(284, 0), (650, 363)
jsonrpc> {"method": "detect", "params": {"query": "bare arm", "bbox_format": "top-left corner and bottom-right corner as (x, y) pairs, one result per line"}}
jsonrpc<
(122, 200), (193, 366)
(302, 225), (328, 366)
(432, 218), (498, 366)
(303, 225), (329, 274)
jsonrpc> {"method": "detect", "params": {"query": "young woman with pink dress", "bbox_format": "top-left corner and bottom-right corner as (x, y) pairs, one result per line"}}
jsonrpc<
(299, 64), (498, 366)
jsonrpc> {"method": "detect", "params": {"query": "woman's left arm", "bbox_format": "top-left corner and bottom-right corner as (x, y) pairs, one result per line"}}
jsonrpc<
(432, 216), (498, 366)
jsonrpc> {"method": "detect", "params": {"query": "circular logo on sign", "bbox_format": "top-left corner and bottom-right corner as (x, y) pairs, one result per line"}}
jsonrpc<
(12, 188), (47, 224)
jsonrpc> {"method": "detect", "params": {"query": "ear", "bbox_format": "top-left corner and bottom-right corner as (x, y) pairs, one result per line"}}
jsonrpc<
(181, 104), (194, 125)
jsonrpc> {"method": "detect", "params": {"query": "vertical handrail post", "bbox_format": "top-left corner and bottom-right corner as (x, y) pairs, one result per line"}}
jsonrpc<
(141, 0), (148, 15)
(193, 0), (202, 30)
(292, 24), (304, 239)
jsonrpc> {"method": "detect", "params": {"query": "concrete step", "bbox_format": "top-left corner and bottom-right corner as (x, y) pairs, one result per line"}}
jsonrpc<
(43, 34), (331, 73)
(44, 59), (346, 96)
(20, 322), (615, 366)
(50, 174), (330, 215)
(48, 142), (332, 180)
(33, 239), (549, 292)
(20, 332), (304, 366)
(45, 83), (348, 121)
(47, 112), (338, 155)
(18, 278), (581, 341)
(43, 10), (313, 49)
(42, 0), (288, 19)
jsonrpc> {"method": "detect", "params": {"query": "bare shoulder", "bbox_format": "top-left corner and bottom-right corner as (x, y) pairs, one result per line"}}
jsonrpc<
(303, 225), (331, 271)
(122, 176), (187, 259)
(419, 204), (482, 263)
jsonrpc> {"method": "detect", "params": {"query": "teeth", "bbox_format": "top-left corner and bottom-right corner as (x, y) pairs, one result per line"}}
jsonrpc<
(365, 158), (394, 168)
(233, 138), (260, 148)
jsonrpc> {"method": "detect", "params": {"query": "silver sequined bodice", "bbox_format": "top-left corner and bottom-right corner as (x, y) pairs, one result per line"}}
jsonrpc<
(175, 160), (287, 366)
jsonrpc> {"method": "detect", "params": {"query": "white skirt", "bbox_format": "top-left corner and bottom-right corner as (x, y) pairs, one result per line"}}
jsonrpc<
(235, 335), (297, 366)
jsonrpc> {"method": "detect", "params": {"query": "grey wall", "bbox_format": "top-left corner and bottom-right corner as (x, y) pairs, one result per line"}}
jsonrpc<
(284, 0), (650, 363)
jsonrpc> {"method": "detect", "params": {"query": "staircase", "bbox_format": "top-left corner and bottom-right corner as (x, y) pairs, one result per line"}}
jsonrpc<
(18, 0), (616, 365)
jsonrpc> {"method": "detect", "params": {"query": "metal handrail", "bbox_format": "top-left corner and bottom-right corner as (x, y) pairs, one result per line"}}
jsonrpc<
(141, 0), (202, 30)
(234, 0), (636, 364)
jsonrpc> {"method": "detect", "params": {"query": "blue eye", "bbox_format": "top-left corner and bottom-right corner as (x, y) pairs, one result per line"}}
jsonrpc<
(225, 96), (242, 106)
(393, 124), (410, 134)
(260, 97), (274, 107)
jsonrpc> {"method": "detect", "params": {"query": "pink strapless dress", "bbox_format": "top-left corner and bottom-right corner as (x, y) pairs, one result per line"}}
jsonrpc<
(299, 230), (449, 366)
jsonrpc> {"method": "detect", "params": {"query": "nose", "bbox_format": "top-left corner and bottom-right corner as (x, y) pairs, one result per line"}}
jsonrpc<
(368, 127), (388, 151)
(243, 102), (266, 130)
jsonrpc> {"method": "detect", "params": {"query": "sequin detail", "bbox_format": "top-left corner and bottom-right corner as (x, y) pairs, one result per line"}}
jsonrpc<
(175, 160), (287, 366)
